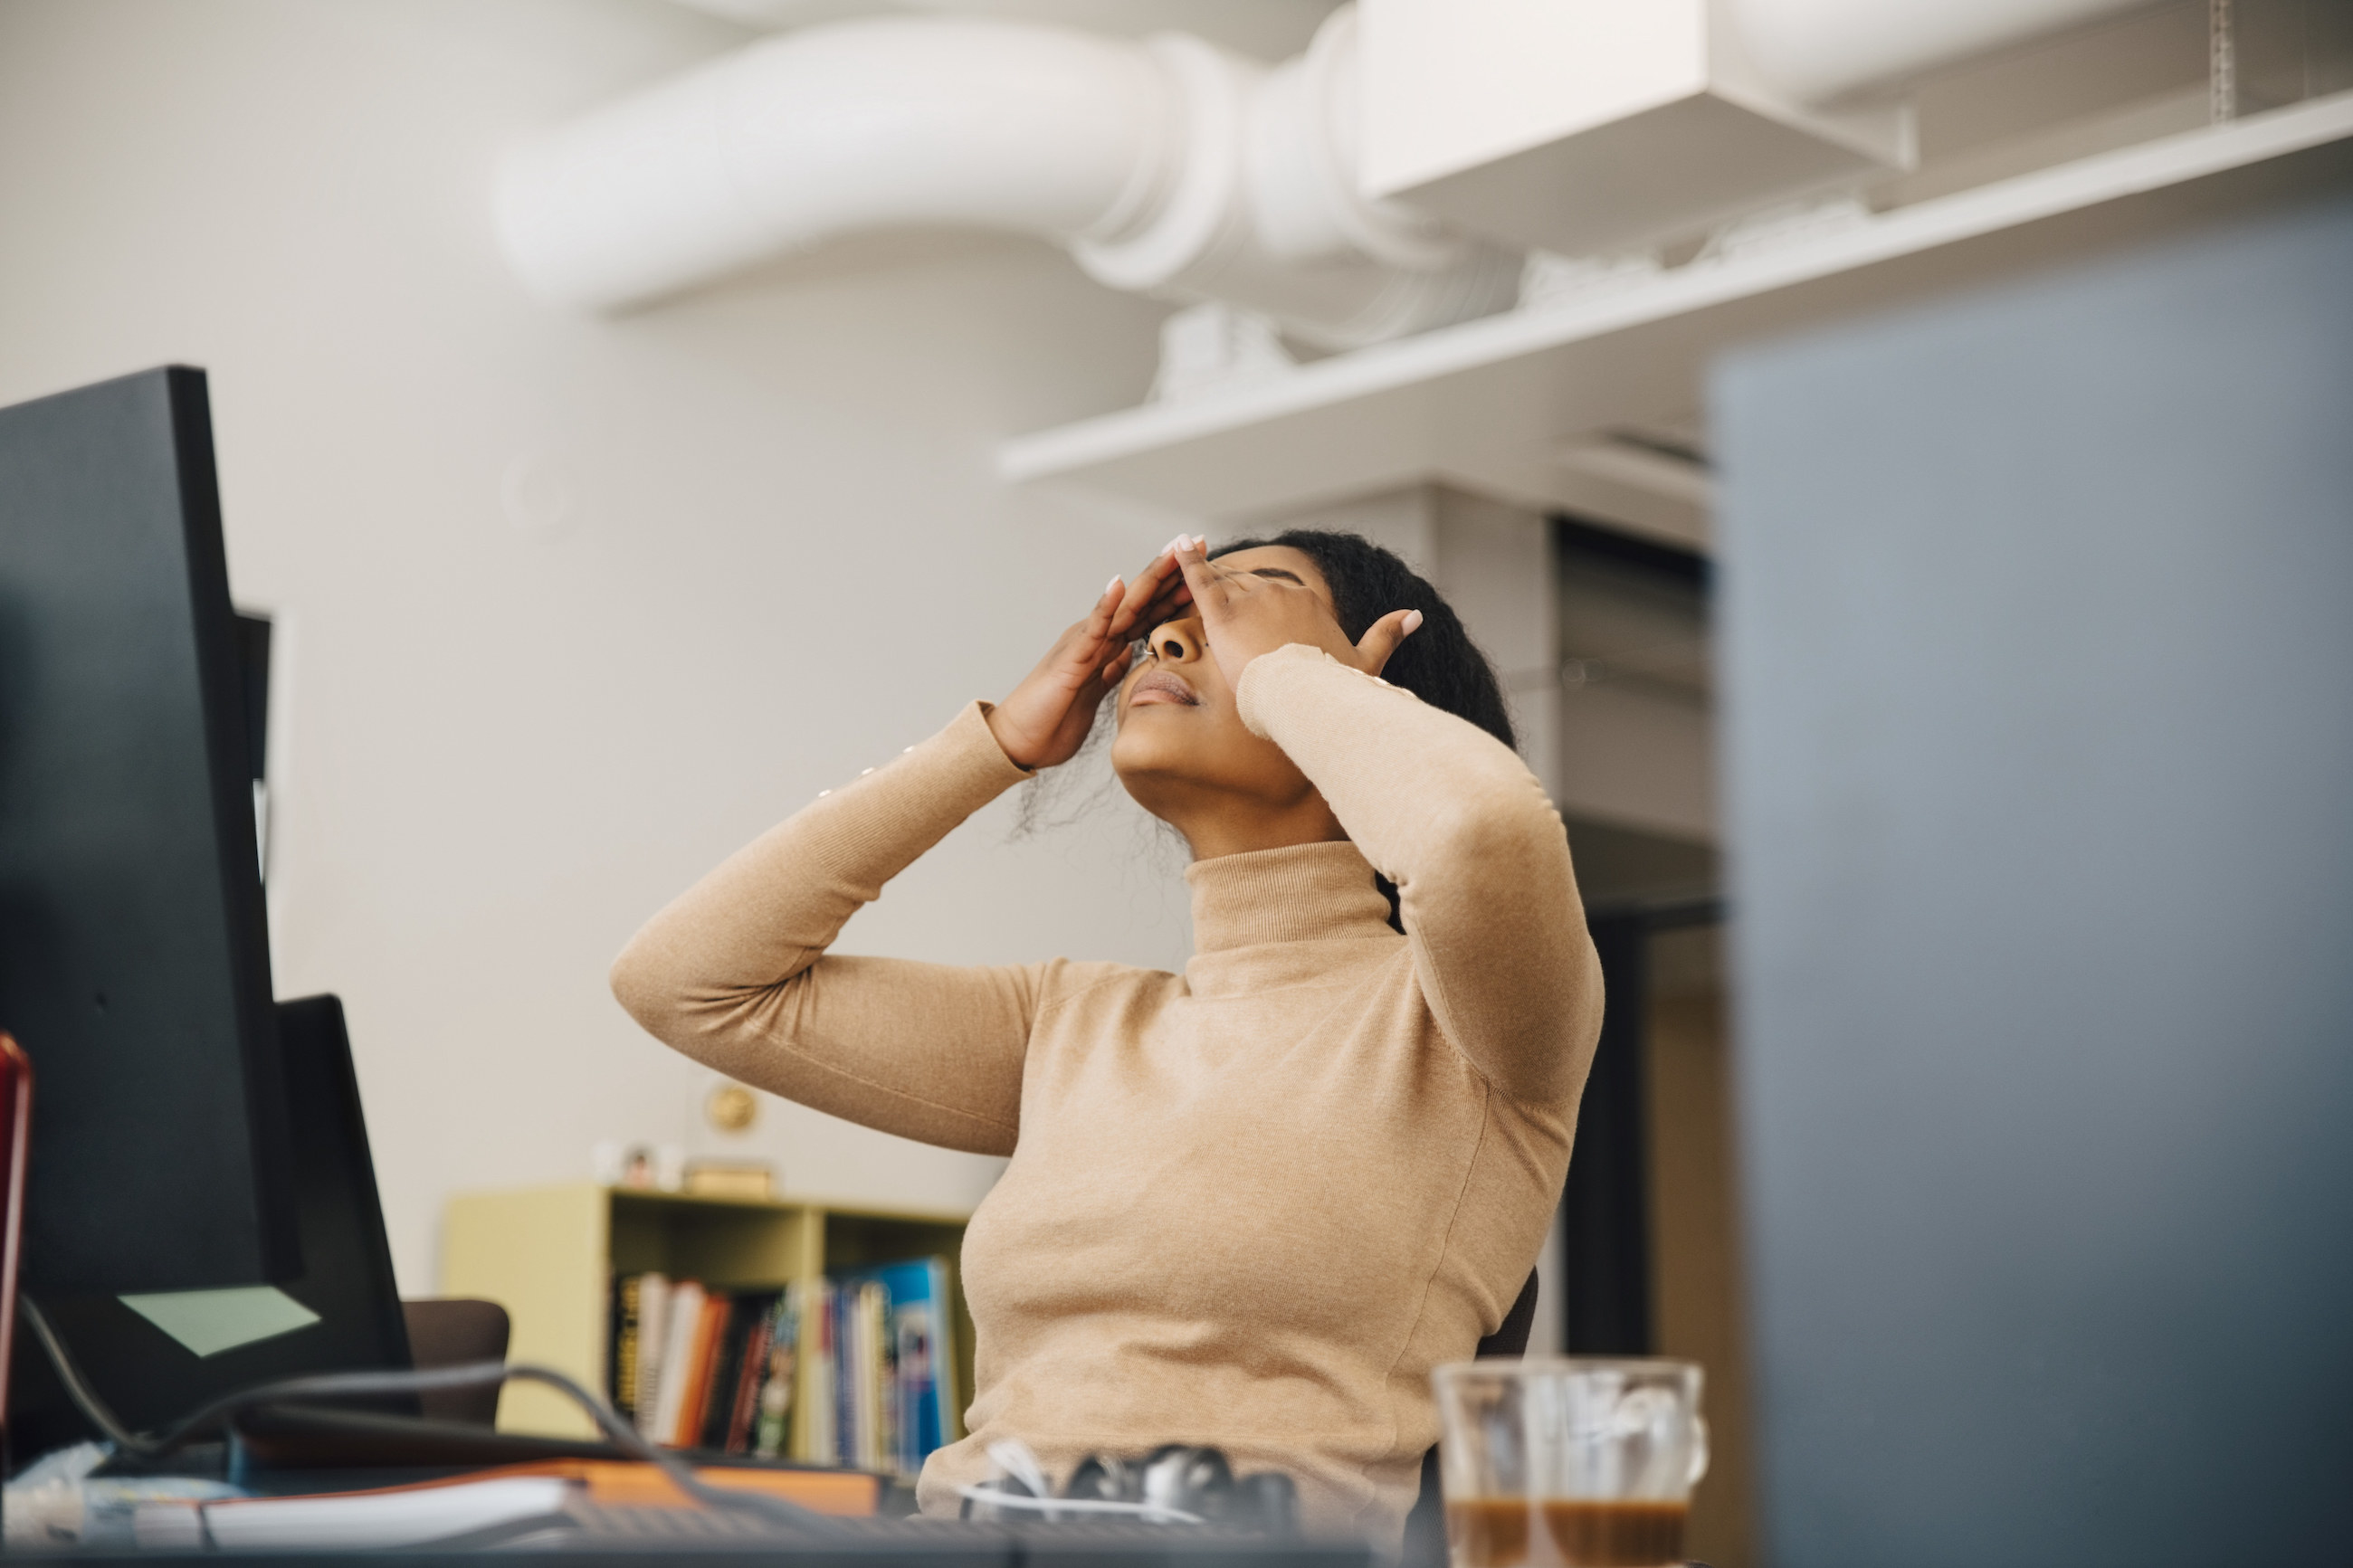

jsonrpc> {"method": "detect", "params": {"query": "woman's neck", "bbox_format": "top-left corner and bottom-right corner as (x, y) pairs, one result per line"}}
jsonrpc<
(1174, 798), (1350, 862)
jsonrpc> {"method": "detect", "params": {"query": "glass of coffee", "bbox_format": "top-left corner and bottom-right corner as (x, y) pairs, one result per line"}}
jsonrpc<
(1433, 1358), (1708, 1568)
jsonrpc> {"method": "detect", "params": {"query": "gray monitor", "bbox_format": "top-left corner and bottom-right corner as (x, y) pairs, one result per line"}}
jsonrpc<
(1714, 193), (2353, 1563)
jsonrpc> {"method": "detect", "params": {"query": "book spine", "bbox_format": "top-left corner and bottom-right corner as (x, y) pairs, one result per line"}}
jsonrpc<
(843, 1284), (867, 1470)
(832, 1285), (845, 1466)
(826, 1284), (843, 1468)
(817, 1285), (838, 1466)
(875, 1282), (900, 1476)
(723, 1317), (766, 1454)
(699, 1296), (748, 1452)
(609, 1274), (638, 1421)
(892, 1294), (936, 1474)
(754, 1291), (796, 1459)
(928, 1258), (957, 1454)
(725, 1300), (774, 1454)
(633, 1273), (672, 1440)
(651, 1279), (703, 1446)
(845, 1285), (863, 1471)
(800, 1285), (819, 1465)
(677, 1290), (729, 1449)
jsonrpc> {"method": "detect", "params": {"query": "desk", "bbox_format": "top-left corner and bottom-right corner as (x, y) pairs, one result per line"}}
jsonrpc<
(14, 1517), (1375, 1568)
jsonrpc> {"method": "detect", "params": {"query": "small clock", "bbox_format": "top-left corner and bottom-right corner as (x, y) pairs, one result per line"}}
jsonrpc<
(705, 1081), (758, 1134)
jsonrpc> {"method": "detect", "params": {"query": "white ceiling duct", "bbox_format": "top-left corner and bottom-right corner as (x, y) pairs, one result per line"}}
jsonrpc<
(495, 5), (1516, 349)
(1722, 0), (2170, 103)
(503, 0), (2179, 347)
(1358, 0), (2177, 259)
(663, 0), (1346, 62)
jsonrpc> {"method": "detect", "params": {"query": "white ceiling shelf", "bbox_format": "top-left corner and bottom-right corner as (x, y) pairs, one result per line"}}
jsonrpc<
(998, 90), (2353, 543)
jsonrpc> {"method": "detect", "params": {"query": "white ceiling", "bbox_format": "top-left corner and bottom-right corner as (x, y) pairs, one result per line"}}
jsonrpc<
(663, 0), (1347, 61)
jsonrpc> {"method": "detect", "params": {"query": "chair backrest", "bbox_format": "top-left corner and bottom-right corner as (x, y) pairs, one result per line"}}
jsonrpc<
(399, 1298), (511, 1426)
(1400, 1269), (1539, 1566)
(1474, 1269), (1541, 1361)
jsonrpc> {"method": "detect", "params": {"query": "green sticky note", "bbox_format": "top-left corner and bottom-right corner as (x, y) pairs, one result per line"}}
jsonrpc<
(118, 1286), (321, 1358)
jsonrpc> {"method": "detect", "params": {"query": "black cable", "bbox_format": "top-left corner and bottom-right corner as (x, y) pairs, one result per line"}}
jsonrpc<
(20, 1297), (148, 1454)
(19, 1297), (846, 1537)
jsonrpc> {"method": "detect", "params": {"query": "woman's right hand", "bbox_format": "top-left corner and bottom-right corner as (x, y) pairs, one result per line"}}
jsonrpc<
(986, 537), (1199, 770)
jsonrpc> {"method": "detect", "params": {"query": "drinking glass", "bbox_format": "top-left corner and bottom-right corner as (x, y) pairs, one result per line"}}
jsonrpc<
(1433, 1358), (1708, 1568)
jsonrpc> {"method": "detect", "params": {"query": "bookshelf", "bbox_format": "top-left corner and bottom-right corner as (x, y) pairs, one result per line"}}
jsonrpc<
(441, 1183), (973, 1451)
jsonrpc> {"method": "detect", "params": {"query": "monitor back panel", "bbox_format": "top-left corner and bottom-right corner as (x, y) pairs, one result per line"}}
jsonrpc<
(7, 995), (411, 1452)
(1714, 195), (2353, 1563)
(0, 366), (295, 1293)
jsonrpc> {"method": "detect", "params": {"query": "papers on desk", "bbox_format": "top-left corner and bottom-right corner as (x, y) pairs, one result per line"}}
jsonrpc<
(135, 1475), (573, 1551)
(3, 1443), (243, 1551)
(129, 1459), (879, 1551)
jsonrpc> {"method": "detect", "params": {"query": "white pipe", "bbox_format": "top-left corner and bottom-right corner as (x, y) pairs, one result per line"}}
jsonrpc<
(496, 19), (1176, 313)
(1724, 0), (2168, 103)
(500, 0), (2169, 343)
(496, 7), (1516, 348)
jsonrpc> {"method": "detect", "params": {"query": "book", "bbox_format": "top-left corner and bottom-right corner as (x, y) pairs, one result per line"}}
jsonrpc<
(753, 1288), (800, 1459)
(721, 1310), (767, 1453)
(137, 1477), (572, 1551)
(803, 1282), (835, 1466)
(837, 1283), (861, 1471)
(705, 1290), (779, 1452)
(721, 1292), (782, 1453)
(891, 1274), (948, 1470)
(672, 1288), (729, 1448)
(868, 1281), (896, 1474)
(552, 1459), (874, 1516)
(609, 1274), (643, 1423)
(838, 1283), (878, 1472)
(133, 1459), (881, 1551)
(630, 1273), (672, 1440)
(647, 1278), (704, 1447)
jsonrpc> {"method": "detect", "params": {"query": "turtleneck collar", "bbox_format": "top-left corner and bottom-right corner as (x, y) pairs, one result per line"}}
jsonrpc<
(1184, 840), (1397, 955)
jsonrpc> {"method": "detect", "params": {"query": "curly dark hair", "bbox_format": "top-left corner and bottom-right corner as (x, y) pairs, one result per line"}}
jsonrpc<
(1208, 529), (1517, 752)
(1015, 530), (1520, 924)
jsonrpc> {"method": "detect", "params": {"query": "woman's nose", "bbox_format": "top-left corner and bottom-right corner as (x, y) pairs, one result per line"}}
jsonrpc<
(1148, 617), (1203, 665)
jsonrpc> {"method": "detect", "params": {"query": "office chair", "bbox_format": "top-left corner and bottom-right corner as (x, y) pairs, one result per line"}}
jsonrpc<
(1398, 1269), (1538, 1568)
(398, 1297), (510, 1426)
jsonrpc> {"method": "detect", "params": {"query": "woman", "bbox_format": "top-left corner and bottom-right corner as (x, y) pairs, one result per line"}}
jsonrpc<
(612, 531), (1603, 1541)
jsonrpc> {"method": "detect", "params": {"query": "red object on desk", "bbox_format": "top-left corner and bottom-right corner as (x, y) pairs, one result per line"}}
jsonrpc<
(0, 1033), (30, 1421)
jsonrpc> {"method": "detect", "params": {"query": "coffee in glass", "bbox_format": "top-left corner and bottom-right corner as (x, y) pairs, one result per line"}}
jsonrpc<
(1433, 1358), (1708, 1568)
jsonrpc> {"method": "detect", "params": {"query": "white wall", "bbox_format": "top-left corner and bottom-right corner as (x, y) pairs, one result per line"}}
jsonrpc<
(0, 0), (1198, 1293)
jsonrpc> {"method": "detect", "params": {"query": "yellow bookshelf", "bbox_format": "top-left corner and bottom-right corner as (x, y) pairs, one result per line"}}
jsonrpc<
(442, 1182), (972, 1449)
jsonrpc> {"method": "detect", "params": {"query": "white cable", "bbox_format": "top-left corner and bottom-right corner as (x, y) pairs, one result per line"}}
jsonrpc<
(954, 1484), (1205, 1525)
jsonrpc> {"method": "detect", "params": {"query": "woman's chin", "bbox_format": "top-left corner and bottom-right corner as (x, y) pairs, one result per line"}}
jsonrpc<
(1110, 732), (1198, 792)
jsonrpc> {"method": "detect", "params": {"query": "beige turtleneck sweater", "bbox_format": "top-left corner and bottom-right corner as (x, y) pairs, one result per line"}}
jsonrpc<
(611, 642), (1604, 1542)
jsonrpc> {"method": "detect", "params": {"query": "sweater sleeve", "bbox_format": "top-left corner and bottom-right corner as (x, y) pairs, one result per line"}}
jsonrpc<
(1235, 643), (1604, 1104)
(609, 701), (1043, 1156)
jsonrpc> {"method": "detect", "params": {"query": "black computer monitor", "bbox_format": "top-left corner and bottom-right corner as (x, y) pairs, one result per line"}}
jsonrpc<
(6, 996), (414, 1459)
(0, 366), (299, 1294)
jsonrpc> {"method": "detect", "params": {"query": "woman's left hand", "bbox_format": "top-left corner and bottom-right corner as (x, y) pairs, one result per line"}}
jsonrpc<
(1171, 536), (1422, 690)
(984, 539), (1196, 770)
